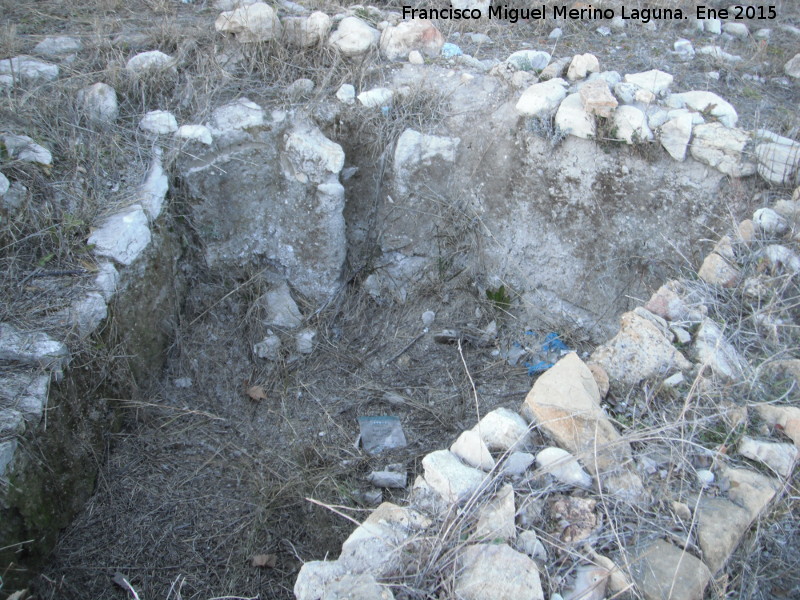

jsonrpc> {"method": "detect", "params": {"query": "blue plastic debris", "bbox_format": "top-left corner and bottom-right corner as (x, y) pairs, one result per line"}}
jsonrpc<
(525, 360), (555, 375)
(542, 332), (569, 353)
(381, 106), (391, 116)
(441, 43), (463, 58)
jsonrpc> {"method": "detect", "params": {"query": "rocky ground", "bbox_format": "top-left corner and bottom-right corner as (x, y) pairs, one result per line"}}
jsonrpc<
(1, 0), (799, 599)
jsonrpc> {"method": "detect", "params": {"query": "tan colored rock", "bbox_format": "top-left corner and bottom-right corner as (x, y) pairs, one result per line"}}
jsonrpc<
(567, 53), (600, 81)
(755, 403), (800, 447)
(564, 565), (608, 600)
(456, 543), (544, 600)
(579, 79), (618, 118)
(549, 496), (597, 543)
(591, 312), (692, 387)
(474, 484), (516, 542)
(587, 363), (609, 398)
(379, 19), (443, 61)
(690, 123), (756, 178)
(719, 465), (779, 520)
(523, 353), (643, 499)
(644, 281), (707, 322)
(555, 93), (596, 139)
(451, 429), (495, 471)
(329, 17), (379, 57)
(738, 436), (798, 477)
(694, 496), (752, 573)
(215, 2), (281, 43)
(282, 12), (331, 47)
(587, 551), (632, 595)
(737, 219), (755, 243)
(697, 252), (740, 287)
(631, 539), (711, 600)
(322, 574), (394, 600)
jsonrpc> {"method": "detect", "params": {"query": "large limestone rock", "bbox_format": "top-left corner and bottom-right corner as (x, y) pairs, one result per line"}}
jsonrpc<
(215, 2), (281, 43)
(474, 484), (516, 541)
(522, 353), (643, 498)
(0, 55), (59, 83)
(77, 82), (118, 123)
(669, 91), (738, 127)
(755, 404), (800, 447)
(33, 36), (82, 58)
(738, 436), (798, 477)
(380, 20), (443, 61)
(693, 319), (748, 383)
(630, 539), (711, 600)
(455, 543), (544, 600)
(282, 12), (330, 47)
(694, 496), (753, 573)
(623, 69), (673, 95)
(0, 324), (68, 370)
(2, 134), (52, 166)
(555, 93), (595, 139)
(659, 112), (694, 161)
(567, 53), (600, 81)
(516, 78), (568, 117)
(472, 407), (530, 452)
(591, 311), (691, 386)
(178, 112), (346, 304)
(613, 105), (653, 144)
(690, 123), (756, 177)
(329, 17), (379, 57)
(125, 50), (176, 76)
(88, 205), (152, 266)
(579, 79), (617, 118)
(422, 449), (486, 503)
(754, 131), (800, 186)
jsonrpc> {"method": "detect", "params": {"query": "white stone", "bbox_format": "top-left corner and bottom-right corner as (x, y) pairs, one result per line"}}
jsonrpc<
(472, 407), (530, 452)
(474, 484), (516, 541)
(739, 436), (798, 477)
(77, 82), (118, 123)
(139, 149), (169, 220)
(282, 124), (345, 184)
(282, 12), (331, 47)
(421, 310), (435, 326)
(210, 97), (264, 133)
(515, 78), (568, 117)
(296, 329), (316, 354)
(503, 452), (535, 476)
(0, 323), (69, 370)
(697, 45), (743, 63)
(753, 208), (789, 236)
(694, 319), (748, 382)
(456, 543), (544, 600)
(549, 28), (563, 40)
(254, 335), (281, 360)
(451, 429), (495, 472)
(669, 90), (738, 127)
(0, 173), (9, 196)
(394, 129), (459, 195)
(673, 39), (695, 60)
(690, 123), (756, 177)
(663, 372), (685, 387)
(705, 18), (722, 34)
(260, 281), (303, 328)
(555, 93), (595, 139)
(755, 28), (772, 40)
(507, 50), (551, 72)
(88, 205), (151, 266)
(408, 50), (424, 65)
(0, 440), (17, 477)
(357, 87), (393, 108)
(139, 110), (178, 135)
(336, 83), (356, 104)
(623, 69), (673, 95)
(34, 36), (82, 57)
(0, 371), (50, 422)
(380, 20), (444, 61)
(567, 53), (600, 81)
(329, 17), (379, 57)
(536, 447), (593, 488)
(762, 245), (800, 273)
(422, 449), (486, 503)
(93, 262), (119, 302)
(786, 54), (800, 79)
(659, 112), (693, 161)
(2, 134), (52, 166)
(125, 50), (176, 76)
(613, 105), (653, 144)
(175, 124), (213, 145)
(215, 2), (281, 43)
(60, 292), (107, 338)
(0, 55), (59, 83)
(755, 137), (800, 186)
(724, 22), (749, 37)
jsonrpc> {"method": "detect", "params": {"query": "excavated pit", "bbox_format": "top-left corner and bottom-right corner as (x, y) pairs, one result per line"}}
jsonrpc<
(22, 86), (764, 600)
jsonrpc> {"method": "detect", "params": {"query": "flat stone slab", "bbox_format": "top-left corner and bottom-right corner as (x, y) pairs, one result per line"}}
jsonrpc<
(631, 539), (711, 600)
